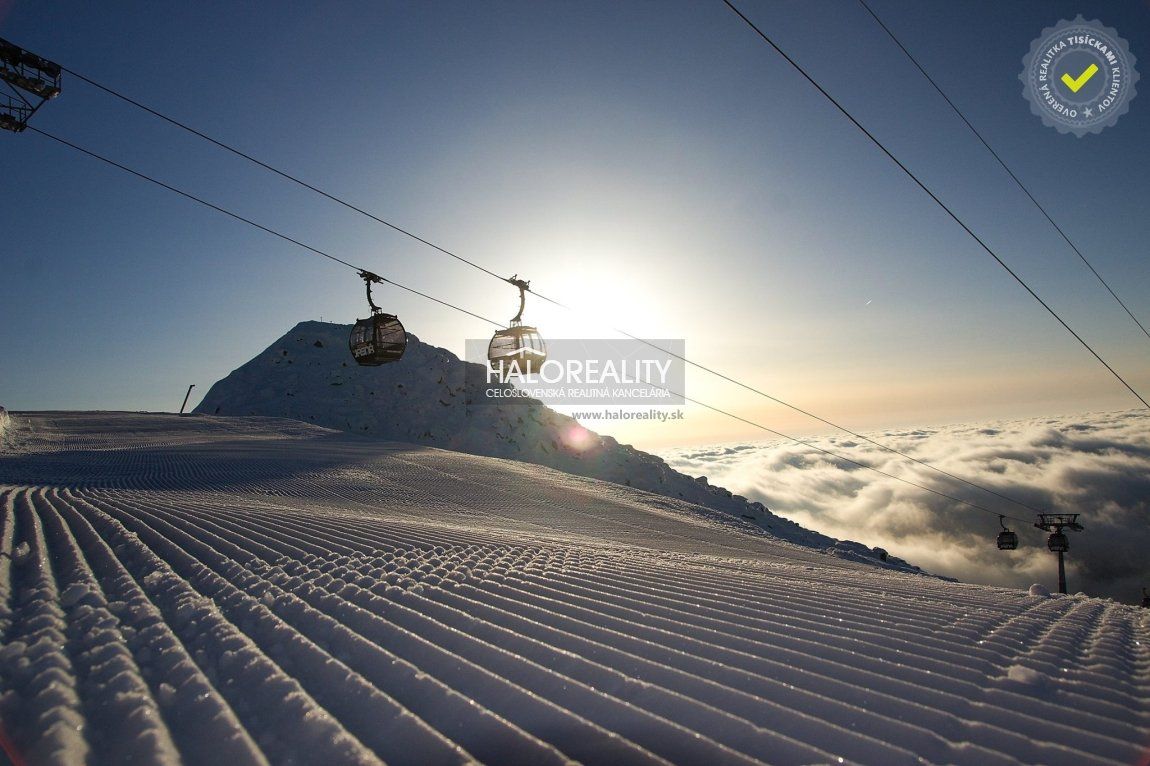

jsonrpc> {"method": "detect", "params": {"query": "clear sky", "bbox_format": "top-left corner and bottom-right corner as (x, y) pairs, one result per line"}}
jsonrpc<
(2, 0), (1148, 450)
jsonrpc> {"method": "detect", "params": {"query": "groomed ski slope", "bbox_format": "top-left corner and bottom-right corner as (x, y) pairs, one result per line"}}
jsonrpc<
(1, 413), (1147, 765)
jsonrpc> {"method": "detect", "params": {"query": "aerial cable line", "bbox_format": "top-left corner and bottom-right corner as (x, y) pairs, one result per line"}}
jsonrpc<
(857, 0), (1150, 345)
(27, 127), (503, 329)
(558, 313), (1054, 515)
(60, 66), (509, 284)
(31, 125), (1032, 525)
(57, 68), (1056, 517)
(719, 0), (1149, 410)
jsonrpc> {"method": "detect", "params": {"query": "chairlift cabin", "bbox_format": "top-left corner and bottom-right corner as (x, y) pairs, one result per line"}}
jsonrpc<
(996, 516), (1018, 551)
(488, 275), (547, 377)
(1046, 531), (1069, 553)
(348, 271), (406, 366)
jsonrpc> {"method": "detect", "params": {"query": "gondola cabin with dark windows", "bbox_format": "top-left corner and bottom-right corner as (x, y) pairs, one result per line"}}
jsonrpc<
(488, 275), (547, 378)
(1046, 531), (1069, 553)
(349, 271), (406, 366)
(350, 313), (405, 365)
(996, 516), (1018, 551)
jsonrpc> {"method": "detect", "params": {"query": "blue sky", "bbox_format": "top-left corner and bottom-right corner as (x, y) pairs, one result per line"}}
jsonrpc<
(2, 0), (1148, 449)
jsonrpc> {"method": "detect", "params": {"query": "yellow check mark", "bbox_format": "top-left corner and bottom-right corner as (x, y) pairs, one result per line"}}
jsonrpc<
(1061, 63), (1099, 93)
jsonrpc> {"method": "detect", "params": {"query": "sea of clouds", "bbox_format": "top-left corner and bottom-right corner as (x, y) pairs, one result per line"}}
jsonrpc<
(661, 410), (1150, 604)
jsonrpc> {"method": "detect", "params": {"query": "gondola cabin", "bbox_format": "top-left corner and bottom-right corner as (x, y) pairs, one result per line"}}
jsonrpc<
(488, 325), (547, 377)
(348, 271), (406, 366)
(349, 313), (406, 366)
(488, 274), (547, 378)
(996, 529), (1018, 550)
(995, 516), (1018, 551)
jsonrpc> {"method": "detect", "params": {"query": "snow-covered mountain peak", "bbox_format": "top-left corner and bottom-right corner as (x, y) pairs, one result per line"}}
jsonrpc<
(194, 321), (915, 568)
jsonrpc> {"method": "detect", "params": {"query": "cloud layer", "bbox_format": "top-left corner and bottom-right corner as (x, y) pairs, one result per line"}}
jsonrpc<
(661, 410), (1150, 603)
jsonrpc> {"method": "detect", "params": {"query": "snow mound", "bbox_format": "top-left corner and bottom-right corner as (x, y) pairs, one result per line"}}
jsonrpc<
(1, 412), (1147, 765)
(193, 321), (912, 568)
(1029, 583), (1052, 597)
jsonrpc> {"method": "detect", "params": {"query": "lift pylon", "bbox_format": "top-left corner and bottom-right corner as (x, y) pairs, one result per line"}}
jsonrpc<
(1, 38), (62, 132)
(1034, 513), (1084, 594)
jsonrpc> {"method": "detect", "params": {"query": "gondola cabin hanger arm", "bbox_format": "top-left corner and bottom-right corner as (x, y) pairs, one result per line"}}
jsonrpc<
(488, 275), (547, 379)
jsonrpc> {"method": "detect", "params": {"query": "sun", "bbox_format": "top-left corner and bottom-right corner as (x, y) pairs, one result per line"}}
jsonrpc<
(530, 266), (671, 342)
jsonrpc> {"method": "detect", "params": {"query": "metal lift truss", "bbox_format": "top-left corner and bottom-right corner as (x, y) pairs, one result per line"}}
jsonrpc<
(0, 38), (62, 132)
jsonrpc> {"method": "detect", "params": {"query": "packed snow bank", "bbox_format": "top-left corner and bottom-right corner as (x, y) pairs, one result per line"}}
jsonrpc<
(2, 412), (1147, 765)
(194, 322), (913, 569)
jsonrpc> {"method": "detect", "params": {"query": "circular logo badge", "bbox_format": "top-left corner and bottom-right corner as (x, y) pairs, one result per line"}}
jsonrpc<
(1020, 16), (1138, 137)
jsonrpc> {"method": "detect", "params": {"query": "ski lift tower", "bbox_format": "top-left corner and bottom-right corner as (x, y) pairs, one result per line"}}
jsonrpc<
(0, 38), (62, 133)
(1034, 513), (1084, 594)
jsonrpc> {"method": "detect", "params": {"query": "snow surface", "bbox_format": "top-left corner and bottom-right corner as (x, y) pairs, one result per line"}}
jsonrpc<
(1, 411), (1147, 765)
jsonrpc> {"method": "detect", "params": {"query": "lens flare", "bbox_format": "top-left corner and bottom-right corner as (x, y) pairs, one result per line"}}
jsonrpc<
(562, 422), (596, 452)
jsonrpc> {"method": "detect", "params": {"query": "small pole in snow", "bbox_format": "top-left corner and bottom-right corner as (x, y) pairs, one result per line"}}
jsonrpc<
(179, 384), (195, 415)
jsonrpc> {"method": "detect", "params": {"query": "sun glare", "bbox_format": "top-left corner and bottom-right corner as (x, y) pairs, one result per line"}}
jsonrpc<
(560, 422), (596, 452)
(534, 268), (671, 342)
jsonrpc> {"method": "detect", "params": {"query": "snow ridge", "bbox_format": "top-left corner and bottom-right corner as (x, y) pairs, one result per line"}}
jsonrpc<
(1, 412), (1147, 765)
